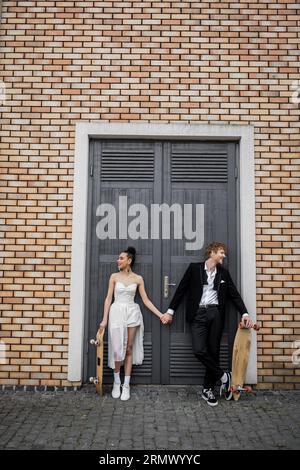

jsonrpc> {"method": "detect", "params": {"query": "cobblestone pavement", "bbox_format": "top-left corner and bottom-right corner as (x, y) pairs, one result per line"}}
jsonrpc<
(0, 386), (299, 450)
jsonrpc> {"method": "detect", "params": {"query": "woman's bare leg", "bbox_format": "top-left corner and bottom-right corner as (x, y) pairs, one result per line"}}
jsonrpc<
(114, 362), (122, 374)
(124, 326), (138, 377)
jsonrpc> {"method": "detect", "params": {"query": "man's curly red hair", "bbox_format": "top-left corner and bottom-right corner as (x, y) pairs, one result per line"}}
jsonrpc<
(205, 242), (227, 259)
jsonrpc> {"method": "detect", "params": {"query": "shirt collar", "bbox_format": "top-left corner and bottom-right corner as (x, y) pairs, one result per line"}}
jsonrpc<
(204, 261), (217, 277)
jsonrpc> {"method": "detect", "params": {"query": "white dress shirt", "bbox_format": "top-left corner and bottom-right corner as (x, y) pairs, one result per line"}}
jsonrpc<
(199, 262), (218, 305)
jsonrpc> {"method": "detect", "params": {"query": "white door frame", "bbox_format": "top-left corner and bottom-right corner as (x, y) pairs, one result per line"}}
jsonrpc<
(68, 122), (256, 384)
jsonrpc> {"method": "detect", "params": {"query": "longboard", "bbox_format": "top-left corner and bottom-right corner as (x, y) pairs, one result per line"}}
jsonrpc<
(231, 321), (260, 401)
(89, 328), (105, 395)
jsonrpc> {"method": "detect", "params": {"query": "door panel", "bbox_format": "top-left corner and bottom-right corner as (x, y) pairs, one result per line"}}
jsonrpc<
(161, 141), (237, 384)
(86, 140), (162, 384)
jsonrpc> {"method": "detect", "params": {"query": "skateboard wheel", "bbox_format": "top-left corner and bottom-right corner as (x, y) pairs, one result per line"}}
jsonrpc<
(90, 339), (96, 345)
(89, 376), (95, 382)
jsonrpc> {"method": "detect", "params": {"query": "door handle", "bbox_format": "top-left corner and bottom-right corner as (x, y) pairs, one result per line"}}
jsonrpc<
(164, 276), (176, 298)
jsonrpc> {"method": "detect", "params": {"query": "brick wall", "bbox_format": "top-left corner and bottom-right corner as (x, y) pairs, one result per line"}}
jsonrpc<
(0, 1), (299, 388)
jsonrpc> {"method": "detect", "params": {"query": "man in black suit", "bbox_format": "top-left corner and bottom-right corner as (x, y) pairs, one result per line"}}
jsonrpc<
(161, 242), (253, 407)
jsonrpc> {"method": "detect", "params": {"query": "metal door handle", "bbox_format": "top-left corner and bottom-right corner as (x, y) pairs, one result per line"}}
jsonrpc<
(164, 276), (176, 298)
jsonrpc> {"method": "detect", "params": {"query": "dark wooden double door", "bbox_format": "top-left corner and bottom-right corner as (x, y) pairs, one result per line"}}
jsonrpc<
(85, 139), (239, 384)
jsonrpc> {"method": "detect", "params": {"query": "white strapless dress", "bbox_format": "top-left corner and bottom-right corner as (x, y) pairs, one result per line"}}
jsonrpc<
(108, 282), (144, 369)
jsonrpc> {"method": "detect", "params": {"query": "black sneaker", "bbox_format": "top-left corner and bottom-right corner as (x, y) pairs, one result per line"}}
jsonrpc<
(202, 388), (218, 407)
(220, 372), (232, 401)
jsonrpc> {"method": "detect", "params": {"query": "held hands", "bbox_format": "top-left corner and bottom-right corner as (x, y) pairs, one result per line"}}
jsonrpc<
(160, 313), (173, 325)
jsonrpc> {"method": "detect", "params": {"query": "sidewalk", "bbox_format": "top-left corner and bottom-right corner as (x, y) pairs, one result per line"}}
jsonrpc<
(0, 386), (299, 450)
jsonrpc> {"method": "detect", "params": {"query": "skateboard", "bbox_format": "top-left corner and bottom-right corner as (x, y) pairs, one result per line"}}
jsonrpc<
(89, 328), (105, 395)
(231, 320), (260, 401)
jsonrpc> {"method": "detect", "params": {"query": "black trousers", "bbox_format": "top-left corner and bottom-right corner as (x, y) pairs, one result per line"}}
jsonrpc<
(191, 305), (224, 390)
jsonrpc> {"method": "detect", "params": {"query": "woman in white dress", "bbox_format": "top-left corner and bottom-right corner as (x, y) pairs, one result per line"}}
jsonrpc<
(99, 247), (164, 401)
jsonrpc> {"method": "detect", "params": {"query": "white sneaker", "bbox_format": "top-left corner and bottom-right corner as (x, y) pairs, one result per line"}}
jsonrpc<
(111, 382), (121, 399)
(120, 384), (130, 401)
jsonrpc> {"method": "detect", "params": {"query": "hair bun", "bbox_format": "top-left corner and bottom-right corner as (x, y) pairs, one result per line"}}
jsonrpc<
(126, 246), (136, 256)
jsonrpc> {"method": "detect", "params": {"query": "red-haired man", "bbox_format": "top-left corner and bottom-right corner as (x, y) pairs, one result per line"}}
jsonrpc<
(161, 242), (253, 407)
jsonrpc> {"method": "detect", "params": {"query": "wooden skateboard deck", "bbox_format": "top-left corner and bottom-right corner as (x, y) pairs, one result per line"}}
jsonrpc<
(231, 321), (259, 401)
(89, 328), (105, 395)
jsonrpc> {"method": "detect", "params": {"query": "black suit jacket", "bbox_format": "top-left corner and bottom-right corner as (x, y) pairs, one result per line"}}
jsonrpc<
(168, 262), (248, 323)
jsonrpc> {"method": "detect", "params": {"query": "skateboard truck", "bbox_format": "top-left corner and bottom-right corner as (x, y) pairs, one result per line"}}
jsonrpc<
(89, 376), (99, 385)
(90, 337), (101, 346)
(231, 385), (252, 394)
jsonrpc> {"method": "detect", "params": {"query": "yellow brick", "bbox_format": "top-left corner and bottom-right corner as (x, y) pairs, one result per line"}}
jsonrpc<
(1, 0), (300, 389)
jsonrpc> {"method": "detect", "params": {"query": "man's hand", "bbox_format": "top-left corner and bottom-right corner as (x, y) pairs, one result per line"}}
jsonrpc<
(160, 313), (173, 325)
(242, 315), (254, 329)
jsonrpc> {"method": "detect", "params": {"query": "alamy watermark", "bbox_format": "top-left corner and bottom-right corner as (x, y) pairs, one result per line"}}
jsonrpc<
(95, 196), (204, 251)
(291, 80), (300, 105)
(0, 81), (6, 105)
(292, 341), (300, 365)
(0, 341), (7, 365)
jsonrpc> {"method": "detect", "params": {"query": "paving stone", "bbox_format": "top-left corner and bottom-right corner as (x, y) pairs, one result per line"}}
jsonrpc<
(0, 386), (299, 450)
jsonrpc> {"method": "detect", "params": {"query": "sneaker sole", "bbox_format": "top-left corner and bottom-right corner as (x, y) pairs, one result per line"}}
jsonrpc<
(206, 400), (218, 407)
(201, 394), (218, 406)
